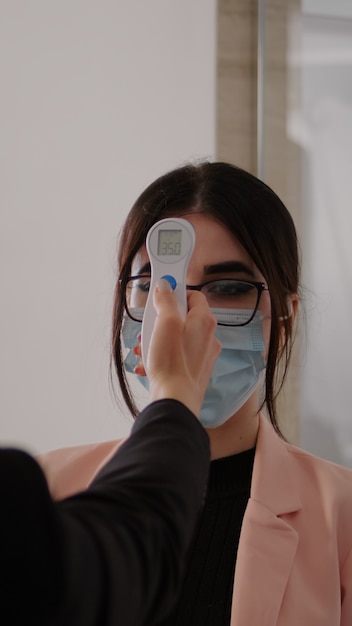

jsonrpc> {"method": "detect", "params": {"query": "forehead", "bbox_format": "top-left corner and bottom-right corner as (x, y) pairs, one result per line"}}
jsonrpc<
(132, 214), (262, 278)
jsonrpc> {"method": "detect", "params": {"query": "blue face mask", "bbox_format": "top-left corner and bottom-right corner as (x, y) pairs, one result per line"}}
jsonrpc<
(122, 308), (267, 429)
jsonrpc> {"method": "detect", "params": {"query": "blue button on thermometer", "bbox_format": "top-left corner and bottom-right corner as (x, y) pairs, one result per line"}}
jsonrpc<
(141, 218), (195, 372)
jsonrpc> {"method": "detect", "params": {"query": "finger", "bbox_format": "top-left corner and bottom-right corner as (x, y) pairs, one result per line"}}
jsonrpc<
(187, 291), (216, 329)
(184, 311), (219, 370)
(134, 361), (147, 376)
(151, 279), (184, 349)
(186, 288), (208, 306)
(147, 282), (184, 378)
(133, 343), (142, 357)
(132, 335), (144, 372)
(183, 291), (220, 377)
(157, 276), (176, 293)
(152, 277), (179, 316)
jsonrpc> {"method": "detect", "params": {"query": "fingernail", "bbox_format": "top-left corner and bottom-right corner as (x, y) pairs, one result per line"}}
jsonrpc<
(156, 275), (177, 292)
(134, 363), (147, 377)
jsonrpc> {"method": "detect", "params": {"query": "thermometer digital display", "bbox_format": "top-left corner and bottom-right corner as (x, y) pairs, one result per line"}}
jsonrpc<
(141, 218), (195, 371)
(157, 229), (182, 256)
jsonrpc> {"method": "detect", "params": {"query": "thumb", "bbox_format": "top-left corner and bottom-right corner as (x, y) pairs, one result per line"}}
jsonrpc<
(156, 276), (176, 293)
(152, 276), (177, 314)
(147, 276), (183, 377)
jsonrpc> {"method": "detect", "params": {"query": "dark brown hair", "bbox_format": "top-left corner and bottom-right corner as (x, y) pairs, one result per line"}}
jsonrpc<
(111, 161), (300, 436)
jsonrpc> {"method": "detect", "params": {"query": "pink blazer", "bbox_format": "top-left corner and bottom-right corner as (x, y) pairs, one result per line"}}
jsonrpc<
(38, 414), (352, 625)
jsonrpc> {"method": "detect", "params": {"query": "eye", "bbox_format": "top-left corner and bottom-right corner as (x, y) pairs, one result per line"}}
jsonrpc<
(135, 279), (150, 292)
(206, 280), (255, 296)
(126, 276), (151, 293)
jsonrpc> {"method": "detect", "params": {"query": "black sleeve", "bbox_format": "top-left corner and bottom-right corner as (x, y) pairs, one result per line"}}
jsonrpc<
(0, 400), (209, 626)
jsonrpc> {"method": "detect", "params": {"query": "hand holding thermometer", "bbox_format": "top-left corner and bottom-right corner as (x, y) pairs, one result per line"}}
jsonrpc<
(141, 218), (195, 372)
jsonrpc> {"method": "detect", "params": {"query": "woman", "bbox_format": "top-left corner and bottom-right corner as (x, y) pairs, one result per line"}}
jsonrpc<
(40, 162), (352, 625)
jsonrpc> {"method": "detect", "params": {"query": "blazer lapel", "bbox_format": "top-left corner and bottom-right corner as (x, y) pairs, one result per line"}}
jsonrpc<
(230, 415), (302, 626)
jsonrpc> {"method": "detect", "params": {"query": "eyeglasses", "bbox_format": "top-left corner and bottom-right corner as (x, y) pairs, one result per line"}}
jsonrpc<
(124, 275), (269, 326)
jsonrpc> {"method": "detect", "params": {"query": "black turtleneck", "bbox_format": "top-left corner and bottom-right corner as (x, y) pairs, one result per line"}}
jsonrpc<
(161, 447), (255, 626)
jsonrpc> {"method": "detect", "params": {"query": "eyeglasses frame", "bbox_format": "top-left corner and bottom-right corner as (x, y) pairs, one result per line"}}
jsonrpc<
(123, 275), (269, 327)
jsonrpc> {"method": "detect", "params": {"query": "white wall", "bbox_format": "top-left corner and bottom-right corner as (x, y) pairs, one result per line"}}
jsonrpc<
(0, 1), (216, 453)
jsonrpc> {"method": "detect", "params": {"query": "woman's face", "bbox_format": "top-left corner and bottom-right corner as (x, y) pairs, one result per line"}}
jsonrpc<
(131, 213), (272, 352)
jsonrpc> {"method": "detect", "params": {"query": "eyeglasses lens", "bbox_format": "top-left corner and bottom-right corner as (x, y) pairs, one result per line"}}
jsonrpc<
(125, 278), (260, 326)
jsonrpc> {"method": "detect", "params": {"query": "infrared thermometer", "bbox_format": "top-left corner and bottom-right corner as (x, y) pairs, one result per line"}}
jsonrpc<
(141, 217), (195, 371)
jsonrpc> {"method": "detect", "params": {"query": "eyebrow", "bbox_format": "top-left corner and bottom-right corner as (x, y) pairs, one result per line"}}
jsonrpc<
(203, 261), (256, 278)
(135, 260), (256, 278)
(135, 262), (151, 275)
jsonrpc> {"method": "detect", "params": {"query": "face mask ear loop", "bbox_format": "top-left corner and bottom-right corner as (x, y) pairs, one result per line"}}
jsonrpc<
(278, 299), (293, 321)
